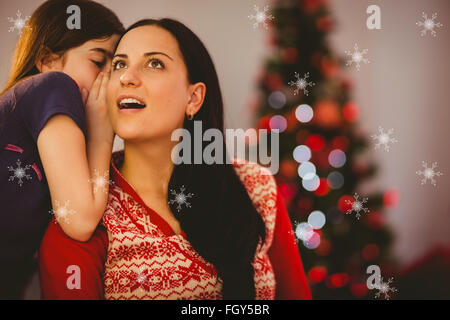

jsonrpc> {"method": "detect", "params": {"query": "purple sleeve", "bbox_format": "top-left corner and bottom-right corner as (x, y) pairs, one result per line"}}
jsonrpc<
(17, 72), (86, 142)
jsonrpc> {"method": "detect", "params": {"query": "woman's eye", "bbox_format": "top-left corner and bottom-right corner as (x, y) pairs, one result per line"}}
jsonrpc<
(112, 60), (126, 71)
(148, 58), (164, 69)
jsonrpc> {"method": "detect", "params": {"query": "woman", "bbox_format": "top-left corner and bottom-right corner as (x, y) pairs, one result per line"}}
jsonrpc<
(0, 0), (124, 299)
(39, 18), (311, 300)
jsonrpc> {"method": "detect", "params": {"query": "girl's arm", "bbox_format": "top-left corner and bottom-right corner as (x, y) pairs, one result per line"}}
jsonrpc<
(37, 72), (113, 241)
(267, 186), (312, 300)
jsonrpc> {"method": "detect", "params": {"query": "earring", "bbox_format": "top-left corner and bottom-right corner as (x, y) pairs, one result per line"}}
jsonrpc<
(187, 112), (194, 120)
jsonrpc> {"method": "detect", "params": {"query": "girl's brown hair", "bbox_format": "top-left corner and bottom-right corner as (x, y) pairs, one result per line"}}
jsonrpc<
(1, 0), (124, 96)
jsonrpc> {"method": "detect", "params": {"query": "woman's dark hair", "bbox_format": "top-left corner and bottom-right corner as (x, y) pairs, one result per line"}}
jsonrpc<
(0, 0), (125, 96)
(123, 19), (267, 299)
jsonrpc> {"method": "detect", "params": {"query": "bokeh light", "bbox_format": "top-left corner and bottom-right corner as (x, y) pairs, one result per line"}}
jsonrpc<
(268, 91), (286, 109)
(328, 149), (346, 168)
(297, 161), (316, 179)
(295, 104), (314, 123)
(308, 210), (326, 229)
(327, 171), (344, 189)
(302, 174), (320, 191)
(269, 115), (287, 132)
(293, 145), (312, 163)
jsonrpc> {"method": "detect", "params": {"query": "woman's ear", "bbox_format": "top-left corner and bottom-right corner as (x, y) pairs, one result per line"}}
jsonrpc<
(186, 82), (206, 116)
(35, 47), (63, 73)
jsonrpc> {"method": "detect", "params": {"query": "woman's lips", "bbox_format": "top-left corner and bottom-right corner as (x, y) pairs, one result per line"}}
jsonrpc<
(117, 95), (146, 110)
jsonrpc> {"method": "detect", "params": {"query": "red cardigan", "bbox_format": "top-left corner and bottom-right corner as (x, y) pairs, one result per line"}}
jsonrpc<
(39, 183), (311, 300)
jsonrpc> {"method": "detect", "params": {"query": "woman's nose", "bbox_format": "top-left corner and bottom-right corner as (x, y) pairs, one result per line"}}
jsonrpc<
(119, 66), (142, 87)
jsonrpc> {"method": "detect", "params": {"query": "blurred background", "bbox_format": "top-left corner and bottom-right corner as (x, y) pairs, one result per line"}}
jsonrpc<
(1, 0), (449, 299)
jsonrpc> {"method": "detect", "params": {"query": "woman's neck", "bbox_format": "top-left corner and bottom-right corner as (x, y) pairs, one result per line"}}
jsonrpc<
(120, 138), (177, 200)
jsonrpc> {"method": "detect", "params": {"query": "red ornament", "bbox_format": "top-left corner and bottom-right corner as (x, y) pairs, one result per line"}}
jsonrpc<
(362, 244), (380, 261)
(314, 178), (330, 196)
(257, 115), (272, 131)
(342, 102), (360, 122)
(264, 73), (283, 91)
(320, 57), (338, 78)
(314, 100), (342, 129)
(303, 0), (325, 14)
(306, 134), (325, 151)
(331, 136), (350, 152)
(338, 195), (354, 213)
(365, 211), (385, 229)
(316, 16), (334, 32)
(280, 159), (298, 178)
(308, 266), (327, 283)
(327, 273), (349, 288)
(383, 188), (400, 209)
(350, 283), (369, 297)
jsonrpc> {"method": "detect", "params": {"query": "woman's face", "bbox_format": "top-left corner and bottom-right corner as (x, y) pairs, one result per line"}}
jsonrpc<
(107, 25), (199, 142)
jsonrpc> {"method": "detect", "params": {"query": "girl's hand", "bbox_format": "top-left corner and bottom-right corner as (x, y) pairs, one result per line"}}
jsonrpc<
(84, 71), (114, 145)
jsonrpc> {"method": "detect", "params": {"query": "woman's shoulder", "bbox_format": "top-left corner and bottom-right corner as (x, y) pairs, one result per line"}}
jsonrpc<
(232, 159), (278, 219)
(232, 159), (277, 195)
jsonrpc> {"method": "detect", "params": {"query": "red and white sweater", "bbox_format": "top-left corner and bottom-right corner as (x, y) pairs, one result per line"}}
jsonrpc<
(39, 151), (311, 300)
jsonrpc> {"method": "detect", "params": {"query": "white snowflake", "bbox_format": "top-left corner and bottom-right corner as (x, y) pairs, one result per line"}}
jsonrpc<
(248, 5), (274, 29)
(168, 185), (194, 212)
(7, 159), (32, 187)
(288, 221), (301, 246)
(374, 276), (398, 300)
(416, 161), (443, 186)
(89, 169), (113, 194)
(129, 269), (151, 293)
(416, 12), (443, 37)
(288, 72), (315, 96)
(345, 43), (370, 71)
(345, 193), (370, 220)
(49, 200), (76, 224)
(371, 126), (398, 152)
(7, 10), (30, 35)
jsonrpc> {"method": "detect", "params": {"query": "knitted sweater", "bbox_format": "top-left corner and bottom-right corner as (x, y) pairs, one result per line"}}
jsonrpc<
(38, 152), (311, 300)
(102, 152), (277, 300)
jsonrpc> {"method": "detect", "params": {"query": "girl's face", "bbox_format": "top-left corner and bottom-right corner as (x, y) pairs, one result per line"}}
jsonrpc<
(41, 35), (120, 94)
(106, 25), (203, 142)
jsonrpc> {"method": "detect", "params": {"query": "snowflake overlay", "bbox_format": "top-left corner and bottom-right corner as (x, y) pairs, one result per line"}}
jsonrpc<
(371, 126), (398, 152)
(373, 276), (398, 300)
(248, 5), (274, 29)
(7, 10), (30, 34)
(168, 185), (194, 212)
(89, 169), (114, 194)
(345, 193), (370, 220)
(416, 161), (443, 186)
(50, 200), (76, 224)
(345, 44), (370, 71)
(288, 72), (315, 96)
(7, 159), (32, 187)
(416, 12), (443, 37)
(288, 221), (301, 246)
(129, 268), (151, 293)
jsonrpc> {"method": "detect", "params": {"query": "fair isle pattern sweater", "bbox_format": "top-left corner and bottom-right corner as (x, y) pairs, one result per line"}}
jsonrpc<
(101, 152), (277, 300)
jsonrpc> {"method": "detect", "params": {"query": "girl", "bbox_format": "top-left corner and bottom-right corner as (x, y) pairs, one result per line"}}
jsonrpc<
(39, 18), (311, 300)
(0, 0), (124, 299)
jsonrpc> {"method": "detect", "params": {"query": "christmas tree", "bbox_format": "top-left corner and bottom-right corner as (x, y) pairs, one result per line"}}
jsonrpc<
(248, 0), (397, 299)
